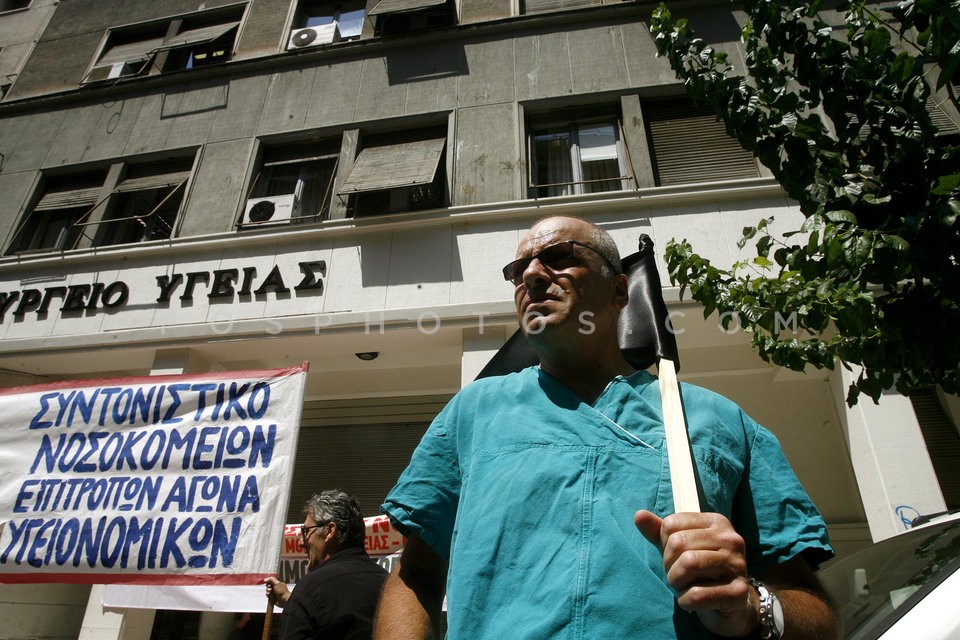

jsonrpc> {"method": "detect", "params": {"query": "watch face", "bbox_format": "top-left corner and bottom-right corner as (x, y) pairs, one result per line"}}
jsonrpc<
(771, 595), (785, 634)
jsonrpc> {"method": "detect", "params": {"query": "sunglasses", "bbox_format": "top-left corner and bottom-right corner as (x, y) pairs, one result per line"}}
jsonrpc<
(502, 240), (618, 285)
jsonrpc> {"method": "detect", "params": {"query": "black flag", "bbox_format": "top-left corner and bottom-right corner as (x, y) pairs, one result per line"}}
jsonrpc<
(476, 233), (679, 379)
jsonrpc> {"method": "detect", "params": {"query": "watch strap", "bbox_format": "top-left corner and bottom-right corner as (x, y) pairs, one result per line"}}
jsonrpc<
(748, 577), (784, 640)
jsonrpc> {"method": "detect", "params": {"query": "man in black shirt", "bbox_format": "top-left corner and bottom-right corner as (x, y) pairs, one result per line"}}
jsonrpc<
(266, 490), (388, 640)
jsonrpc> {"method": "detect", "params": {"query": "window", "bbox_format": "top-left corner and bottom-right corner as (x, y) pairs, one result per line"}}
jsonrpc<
(644, 98), (759, 186)
(0, 1), (30, 13)
(338, 128), (447, 216)
(7, 157), (192, 254)
(83, 8), (242, 83)
(8, 171), (106, 253)
(528, 116), (632, 198)
(95, 158), (191, 246)
(369, 0), (455, 36)
(289, 0), (366, 47)
(161, 13), (242, 71)
(242, 140), (340, 227)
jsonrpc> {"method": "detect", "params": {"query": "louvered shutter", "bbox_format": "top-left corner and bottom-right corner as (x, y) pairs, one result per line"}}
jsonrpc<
(911, 389), (960, 509)
(645, 99), (759, 186)
(33, 187), (102, 211)
(338, 137), (445, 195)
(523, 0), (601, 13)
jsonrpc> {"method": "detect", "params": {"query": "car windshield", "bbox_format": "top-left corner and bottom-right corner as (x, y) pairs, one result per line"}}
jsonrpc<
(819, 518), (960, 639)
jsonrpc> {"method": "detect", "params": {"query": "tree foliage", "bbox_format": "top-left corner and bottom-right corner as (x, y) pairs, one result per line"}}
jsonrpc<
(650, 0), (960, 404)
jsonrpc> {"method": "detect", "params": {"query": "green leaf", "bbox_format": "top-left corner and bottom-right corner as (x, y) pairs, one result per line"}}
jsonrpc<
(825, 209), (857, 224)
(932, 173), (960, 195)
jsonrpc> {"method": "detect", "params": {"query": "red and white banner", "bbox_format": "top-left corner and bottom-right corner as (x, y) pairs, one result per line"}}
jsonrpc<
(102, 515), (405, 612)
(0, 365), (308, 585)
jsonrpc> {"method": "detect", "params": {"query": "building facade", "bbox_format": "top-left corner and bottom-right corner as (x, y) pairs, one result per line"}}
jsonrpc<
(0, 0), (957, 637)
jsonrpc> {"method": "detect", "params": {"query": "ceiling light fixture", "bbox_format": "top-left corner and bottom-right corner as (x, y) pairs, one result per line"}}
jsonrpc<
(355, 351), (379, 361)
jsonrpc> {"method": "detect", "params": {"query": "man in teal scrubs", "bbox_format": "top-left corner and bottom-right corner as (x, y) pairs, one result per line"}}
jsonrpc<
(375, 216), (838, 639)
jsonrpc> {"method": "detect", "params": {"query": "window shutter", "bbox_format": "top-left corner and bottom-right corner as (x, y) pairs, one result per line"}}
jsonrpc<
(34, 187), (102, 211)
(99, 37), (165, 65)
(523, 0), (601, 13)
(161, 22), (239, 49)
(911, 389), (960, 509)
(645, 99), (759, 186)
(338, 137), (445, 195)
(115, 171), (190, 193)
(928, 93), (960, 135)
(369, 0), (446, 16)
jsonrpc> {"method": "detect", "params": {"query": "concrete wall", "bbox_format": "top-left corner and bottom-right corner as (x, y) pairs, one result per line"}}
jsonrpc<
(7, 0), (251, 98)
(0, 583), (90, 639)
(0, 0), (57, 91)
(0, 9), (704, 250)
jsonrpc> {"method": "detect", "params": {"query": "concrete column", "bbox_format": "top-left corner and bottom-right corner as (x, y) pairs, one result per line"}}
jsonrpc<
(460, 325), (507, 388)
(830, 366), (946, 541)
(77, 348), (211, 640)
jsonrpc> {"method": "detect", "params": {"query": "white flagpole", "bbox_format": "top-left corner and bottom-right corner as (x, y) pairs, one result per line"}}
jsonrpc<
(657, 358), (701, 513)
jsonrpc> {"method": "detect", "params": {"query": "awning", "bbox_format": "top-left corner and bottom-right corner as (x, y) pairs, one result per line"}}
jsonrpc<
(160, 21), (239, 49)
(33, 187), (102, 211)
(369, 0), (447, 16)
(338, 137), (445, 195)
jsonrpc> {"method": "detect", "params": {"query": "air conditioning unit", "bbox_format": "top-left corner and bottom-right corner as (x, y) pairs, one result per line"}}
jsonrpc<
(287, 23), (340, 50)
(242, 194), (299, 226)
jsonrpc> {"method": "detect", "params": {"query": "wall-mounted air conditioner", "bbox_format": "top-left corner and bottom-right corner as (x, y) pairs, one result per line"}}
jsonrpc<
(287, 23), (340, 50)
(242, 194), (299, 226)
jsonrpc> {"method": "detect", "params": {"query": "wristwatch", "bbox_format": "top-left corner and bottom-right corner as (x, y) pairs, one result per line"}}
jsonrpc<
(748, 577), (784, 640)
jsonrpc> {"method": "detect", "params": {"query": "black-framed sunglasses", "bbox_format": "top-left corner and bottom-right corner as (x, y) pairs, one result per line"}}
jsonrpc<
(502, 240), (618, 285)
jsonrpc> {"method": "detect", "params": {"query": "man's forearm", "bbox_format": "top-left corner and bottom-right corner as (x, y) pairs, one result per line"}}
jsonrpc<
(373, 569), (441, 640)
(777, 586), (839, 640)
(373, 533), (447, 640)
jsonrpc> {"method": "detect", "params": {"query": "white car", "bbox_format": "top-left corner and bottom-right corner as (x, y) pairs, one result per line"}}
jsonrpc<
(819, 512), (960, 639)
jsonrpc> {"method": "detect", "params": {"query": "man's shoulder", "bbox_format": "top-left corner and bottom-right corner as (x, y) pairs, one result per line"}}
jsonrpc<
(295, 550), (387, 593)
(449, 366), (537, 404)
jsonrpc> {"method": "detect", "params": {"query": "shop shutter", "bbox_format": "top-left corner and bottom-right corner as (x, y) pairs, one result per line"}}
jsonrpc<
(644, 99), (759, 186)
(285, 395), (451, 521)
(911, 389), (960, 510)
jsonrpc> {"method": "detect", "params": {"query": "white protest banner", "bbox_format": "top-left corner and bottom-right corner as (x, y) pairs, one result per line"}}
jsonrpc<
(102, 515), (405, 612)
(0, 364), (308, 585)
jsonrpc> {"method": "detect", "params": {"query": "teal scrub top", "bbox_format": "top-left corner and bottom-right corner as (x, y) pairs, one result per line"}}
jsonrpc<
(382, 368), (833, 639)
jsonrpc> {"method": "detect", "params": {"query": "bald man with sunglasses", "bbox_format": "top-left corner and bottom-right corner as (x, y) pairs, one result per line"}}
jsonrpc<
(375, 216), (838, 640)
